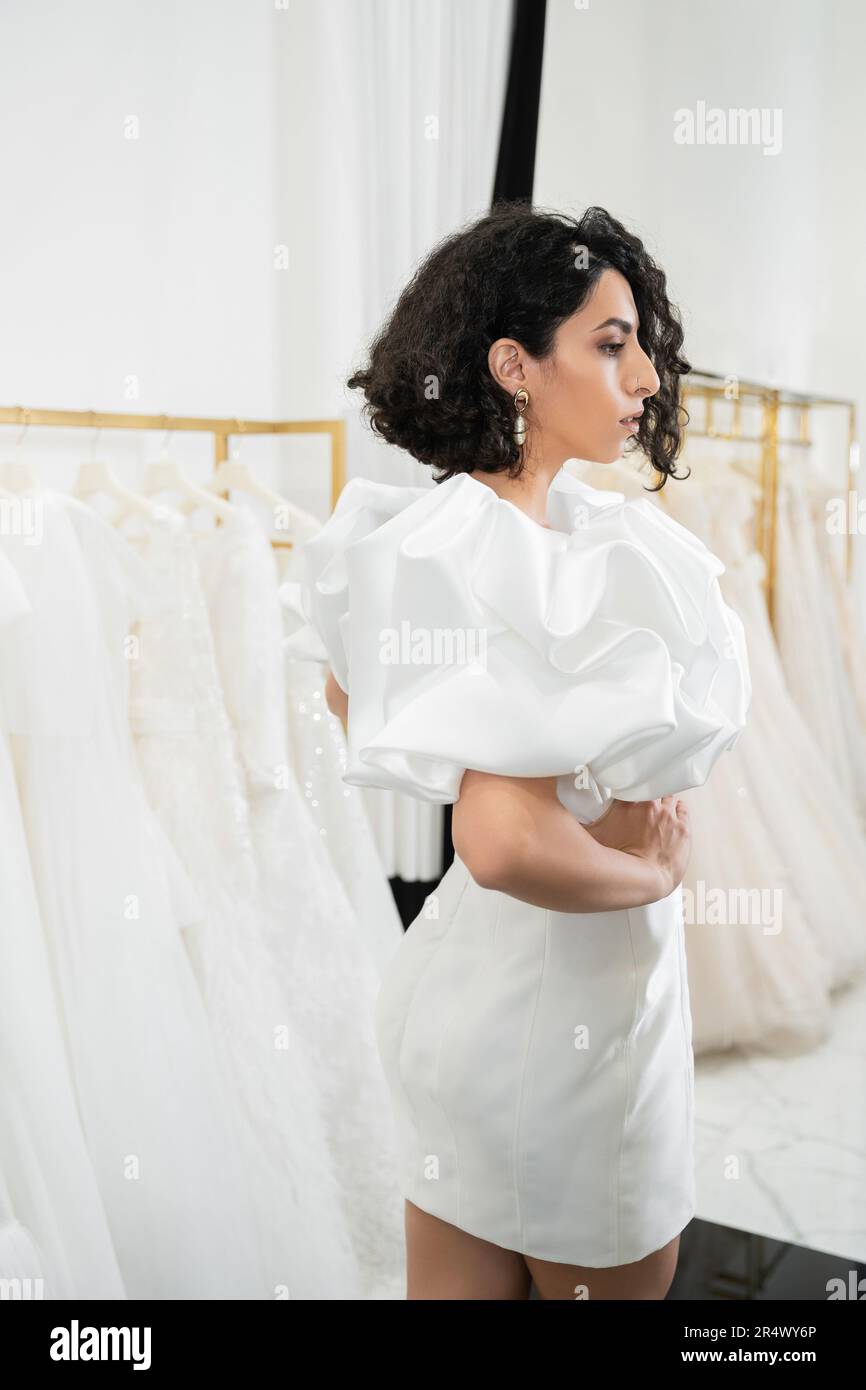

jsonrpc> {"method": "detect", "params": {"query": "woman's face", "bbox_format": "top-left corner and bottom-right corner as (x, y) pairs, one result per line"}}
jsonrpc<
(493, 267), (662, 468)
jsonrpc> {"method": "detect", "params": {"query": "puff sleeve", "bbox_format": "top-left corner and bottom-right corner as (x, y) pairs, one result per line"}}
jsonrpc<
(280, 477), (431, 692)
(281, 470), (752, 808)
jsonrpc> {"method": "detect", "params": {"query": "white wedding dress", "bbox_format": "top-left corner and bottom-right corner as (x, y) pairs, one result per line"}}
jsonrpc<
(193, 505), (405, 1299)
(123, 504), (366, 1299)
(774, 473), (866, 829)
(696, 467), (866, 989)
(278, 543), (405, 979)
(819, 487), (866, 737)
(0, 543), (126, 1299)
(0, 1182), (44, 1289)
(1, 493), (266, 1299)
(288, 467), (751, 1266)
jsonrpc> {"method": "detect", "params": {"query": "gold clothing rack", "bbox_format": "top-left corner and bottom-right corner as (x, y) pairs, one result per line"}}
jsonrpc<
(0, 388), (857, 625)
(669, 371), (858, 630)
(0, 406), (347, 548)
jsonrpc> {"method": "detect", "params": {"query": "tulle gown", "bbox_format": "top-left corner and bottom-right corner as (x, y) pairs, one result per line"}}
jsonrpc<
(122, 504), (366, 1300)
(774, 474), (866, 830)
(571, 457), (866, 1045)
(193, 505), (405, 1300)
(0, 544), (126, 1299)
(701, 467), (866, 989)
(1, 492), (267, 1299)
(646, 472), (834, 1052)
(0, 1188), (44, 1289)
(818, 483), (866, 737)
(278, 542), (404, 980)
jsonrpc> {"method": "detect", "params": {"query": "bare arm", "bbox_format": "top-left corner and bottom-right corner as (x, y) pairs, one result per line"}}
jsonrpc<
(324, 668), (349, 734)
(452, 771), (688, 913)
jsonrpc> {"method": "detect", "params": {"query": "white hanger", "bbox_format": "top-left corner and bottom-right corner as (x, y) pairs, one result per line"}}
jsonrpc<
(74, 427), (165, 523)
(201, 433), (322, 546)
(1, 417), (39, 491)
(0, 458), (39, 491)
(141, 428), (237, 525)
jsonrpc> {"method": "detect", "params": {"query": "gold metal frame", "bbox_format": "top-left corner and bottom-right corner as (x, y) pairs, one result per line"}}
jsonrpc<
(669, 373), (858, 630)
(0, 405), (347, 547)
(0, 381), (857, 614)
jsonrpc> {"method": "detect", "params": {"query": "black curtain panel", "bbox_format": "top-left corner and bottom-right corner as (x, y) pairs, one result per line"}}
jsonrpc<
(492, 0), (548, 206)
(391, 0), (548, 928)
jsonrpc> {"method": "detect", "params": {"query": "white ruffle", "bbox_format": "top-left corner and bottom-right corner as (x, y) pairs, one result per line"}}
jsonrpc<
(280, 478), (429, 688)
(280, 468), (751, 806)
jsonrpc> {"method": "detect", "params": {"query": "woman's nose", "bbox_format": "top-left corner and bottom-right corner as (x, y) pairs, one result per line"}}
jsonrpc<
(634, 352), (660, 396)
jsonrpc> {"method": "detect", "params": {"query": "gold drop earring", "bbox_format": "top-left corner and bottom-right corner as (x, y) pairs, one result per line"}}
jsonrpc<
(513, 388), (530, 448)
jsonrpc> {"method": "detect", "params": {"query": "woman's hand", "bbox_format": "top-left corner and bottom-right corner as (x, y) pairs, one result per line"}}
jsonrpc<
(584, 795), (691, 893)
(453, 773), (687, 912)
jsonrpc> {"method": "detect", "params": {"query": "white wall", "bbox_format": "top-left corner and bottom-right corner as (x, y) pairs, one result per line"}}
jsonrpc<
(0, 0), (508, 514)
(0, 0), (338, 507)
(1, 0), (862, 559)
(535, 0), (866, 609)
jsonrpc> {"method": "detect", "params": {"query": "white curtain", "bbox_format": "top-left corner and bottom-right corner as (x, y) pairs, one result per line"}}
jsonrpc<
(299, 0), (513, 879)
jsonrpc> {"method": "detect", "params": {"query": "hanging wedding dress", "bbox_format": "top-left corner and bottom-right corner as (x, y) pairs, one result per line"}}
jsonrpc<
(818, 481), (866, 736)
(277, 540), (404, 979)
(0, 1185), (44, 1289)
(0, 544), (125, 1299)
(192, 505), (405, 1299)
(700, 466), (866, 987)
(569, 459), (835, 1052)
(122, 503), (365, 1300)
(774, 471), (866, 829)
(1, 492), (266, 1299)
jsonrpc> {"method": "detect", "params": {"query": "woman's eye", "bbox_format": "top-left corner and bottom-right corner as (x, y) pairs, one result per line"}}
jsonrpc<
(600, 341), (626, 356)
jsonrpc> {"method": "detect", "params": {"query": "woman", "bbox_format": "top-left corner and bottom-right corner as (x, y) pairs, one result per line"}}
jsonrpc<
(290, 202), (751, 1300)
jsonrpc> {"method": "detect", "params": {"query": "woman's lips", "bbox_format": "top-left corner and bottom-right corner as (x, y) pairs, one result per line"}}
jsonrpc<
(619, 418), (639, 434)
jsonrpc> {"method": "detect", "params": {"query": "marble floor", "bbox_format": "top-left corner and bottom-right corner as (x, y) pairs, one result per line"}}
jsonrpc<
(691, 970), (866, 1266)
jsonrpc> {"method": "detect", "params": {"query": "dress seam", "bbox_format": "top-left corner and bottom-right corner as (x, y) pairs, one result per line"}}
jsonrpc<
(432, 875), (483, 1229)
(513, 904), (550, 1253)
(615, 906), (642, 1264)
(396, 870), (472, 1198)
(675, 894), (695, 1139)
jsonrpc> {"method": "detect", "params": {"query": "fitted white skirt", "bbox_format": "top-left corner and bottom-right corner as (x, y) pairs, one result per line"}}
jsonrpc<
(373, 854), (696, 1268)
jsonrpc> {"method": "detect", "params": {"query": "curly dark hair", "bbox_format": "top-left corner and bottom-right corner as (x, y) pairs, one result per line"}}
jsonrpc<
(346, 201), (692, 491)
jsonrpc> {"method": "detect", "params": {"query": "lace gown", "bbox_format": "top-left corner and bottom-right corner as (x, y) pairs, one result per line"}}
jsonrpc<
(1, 493), (265, 1299)
(277, 546), (404, 979)
(193, 506), (405, 1300)
(288, 467), (751, 1266)
(123, 505), (365, 1299)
